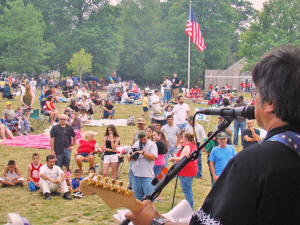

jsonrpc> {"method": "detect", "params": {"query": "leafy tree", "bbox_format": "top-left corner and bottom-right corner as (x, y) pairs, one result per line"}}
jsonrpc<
(0, 0), (54, 73)
(145, 0), (205, 86)
(66, 49), (93, 83)
(73, 3), (123, 76)
(118, 0), (162, 82)
(238, 0), (300, 70)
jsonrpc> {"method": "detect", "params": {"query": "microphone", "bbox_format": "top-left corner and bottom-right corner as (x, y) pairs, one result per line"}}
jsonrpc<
(197, 106), (255, 119)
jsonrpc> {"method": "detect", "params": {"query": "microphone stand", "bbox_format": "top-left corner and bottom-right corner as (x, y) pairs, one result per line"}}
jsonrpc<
(120, 115), (234, 225)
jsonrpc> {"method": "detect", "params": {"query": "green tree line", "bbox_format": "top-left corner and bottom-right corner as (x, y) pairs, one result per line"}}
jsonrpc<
(0, 0), (298, 86)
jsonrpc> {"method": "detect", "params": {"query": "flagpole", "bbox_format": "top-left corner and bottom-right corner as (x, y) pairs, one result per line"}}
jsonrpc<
(187, 0), (191, 91)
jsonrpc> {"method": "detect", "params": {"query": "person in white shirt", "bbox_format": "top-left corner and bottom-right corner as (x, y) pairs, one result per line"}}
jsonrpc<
(121, 89), (134, 104)
(67, 77), (73, 87)
(130, 131), (158, 201)
(172, 96), (190, 130)
(150, 90), (161, 116)
(39, 155), (72, 200)
(162, 76), (172, 103)
(185, 115), (206, 178)
(76, 87), (89, 99)
(29, 78), (37, 95)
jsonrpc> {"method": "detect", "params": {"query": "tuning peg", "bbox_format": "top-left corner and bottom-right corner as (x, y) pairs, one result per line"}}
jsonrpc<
(110, 179), (117, 191)
(117, 181), (124, 193)
(96, 175), (102, 187)
(103, 177), (110, 190)
(124, 184), (132, 196)
(88, 173), (95, 185)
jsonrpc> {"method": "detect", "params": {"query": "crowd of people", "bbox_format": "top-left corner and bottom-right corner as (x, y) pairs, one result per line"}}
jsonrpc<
(124, 46), (300, 225)
(0, 71), (262, 207)
(0, 60), (275, 225)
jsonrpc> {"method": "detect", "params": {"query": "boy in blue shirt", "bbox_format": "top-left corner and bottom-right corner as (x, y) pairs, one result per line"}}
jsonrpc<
(209, 132), (236, 185)
(72, 169), (83, 198)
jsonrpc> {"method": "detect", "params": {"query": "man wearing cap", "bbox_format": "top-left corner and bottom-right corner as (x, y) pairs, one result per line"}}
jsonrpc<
(132, 118), (146, 146)
(185, 116), (206, 178)
(128, 118), (146, 189)
(130, 130), (158, 201)
(209, 132), (236, 185)
(2, 101), (29, 135)
(2, 101), (16, 122)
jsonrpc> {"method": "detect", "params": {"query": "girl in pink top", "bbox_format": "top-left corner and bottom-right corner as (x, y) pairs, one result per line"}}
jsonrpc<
(153, 130), (168, 201)
(153, 130), (168, 174)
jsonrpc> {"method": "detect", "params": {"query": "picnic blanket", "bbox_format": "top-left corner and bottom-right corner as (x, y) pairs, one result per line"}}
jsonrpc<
(1, 131), (82, 150)
(1, 134), (52, 149)
(85, 119), (128, 127)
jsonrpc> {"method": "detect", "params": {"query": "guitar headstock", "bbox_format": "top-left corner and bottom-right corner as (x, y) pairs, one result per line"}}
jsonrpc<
(80, 173), (143, 213)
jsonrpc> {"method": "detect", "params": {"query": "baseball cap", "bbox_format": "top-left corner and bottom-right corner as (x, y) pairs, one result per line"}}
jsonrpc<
(5, 101), (11, 106)
(217, 132), (227, 139)
(137, 118), (146, 124)
(137, 130), (146, 139)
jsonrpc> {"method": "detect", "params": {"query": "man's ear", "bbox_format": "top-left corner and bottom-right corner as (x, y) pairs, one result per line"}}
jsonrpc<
(263, 101), (275, 114)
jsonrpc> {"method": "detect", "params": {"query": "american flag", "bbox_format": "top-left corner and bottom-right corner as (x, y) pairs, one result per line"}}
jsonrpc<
(185, 7), (206, 52)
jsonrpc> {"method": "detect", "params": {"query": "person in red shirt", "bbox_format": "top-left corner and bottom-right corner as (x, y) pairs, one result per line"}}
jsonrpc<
(75, 131), (97, 173)
(240, 81), (244, 92)
(44, 95), (58, 124)
(169, 133), (198, 209)
(27, 153), (43, 191)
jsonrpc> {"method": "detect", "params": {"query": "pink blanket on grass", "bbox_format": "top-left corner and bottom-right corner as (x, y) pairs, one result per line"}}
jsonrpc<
(1, 131), (81, 150)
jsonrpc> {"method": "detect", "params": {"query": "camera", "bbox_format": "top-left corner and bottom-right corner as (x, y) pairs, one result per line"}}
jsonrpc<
(130, 148), (140, 160)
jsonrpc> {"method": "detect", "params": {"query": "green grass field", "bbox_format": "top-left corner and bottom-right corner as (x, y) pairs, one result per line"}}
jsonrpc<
(0, 93), (246, 225)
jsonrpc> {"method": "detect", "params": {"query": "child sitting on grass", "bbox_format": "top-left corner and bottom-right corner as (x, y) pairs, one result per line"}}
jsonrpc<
(72, 169), (83, 198)
(27, 153), (43, 191)
(0, 160), (25, 187)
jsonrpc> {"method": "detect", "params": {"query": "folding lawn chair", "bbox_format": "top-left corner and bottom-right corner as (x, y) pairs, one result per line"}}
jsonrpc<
(71, 153), (99, 173)
(0, 119), (18, 135)
(30, 109), (48, 131)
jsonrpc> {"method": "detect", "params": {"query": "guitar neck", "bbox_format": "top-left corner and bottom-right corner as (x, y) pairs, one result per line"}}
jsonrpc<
(80, 174), (143, 213)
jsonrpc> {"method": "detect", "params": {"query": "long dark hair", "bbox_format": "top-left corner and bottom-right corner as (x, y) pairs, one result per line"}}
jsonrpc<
(153, 130), (168, 150)
(71, 112), (79, 124)
(105, 124), (119, 137)
(105, 100), (112, 108)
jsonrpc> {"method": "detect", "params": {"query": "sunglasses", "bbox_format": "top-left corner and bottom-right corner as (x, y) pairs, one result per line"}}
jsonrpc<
(59, 118), (66, 121)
